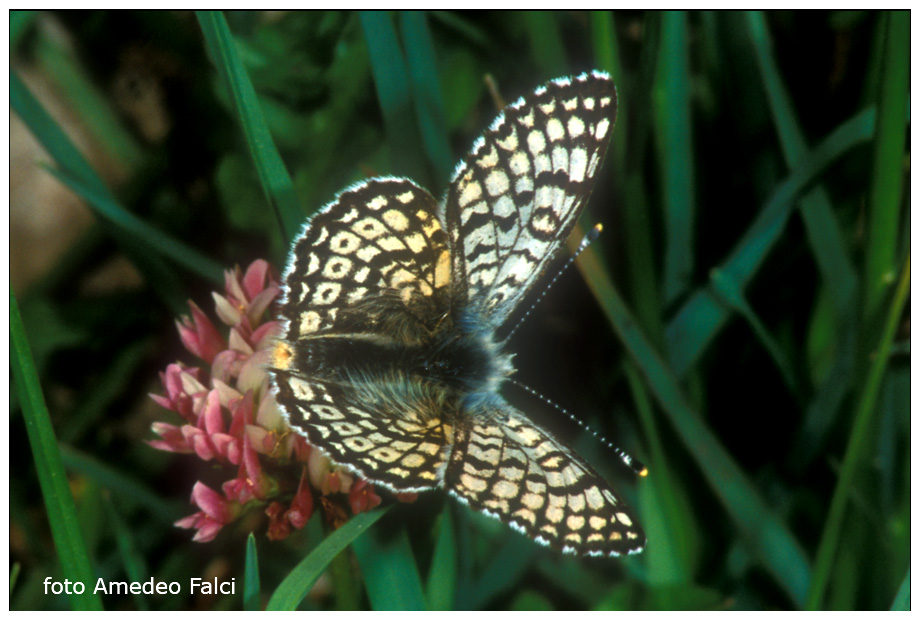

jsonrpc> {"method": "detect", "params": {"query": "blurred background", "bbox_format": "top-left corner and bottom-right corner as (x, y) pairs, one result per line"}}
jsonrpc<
(10, 10), (910, 610)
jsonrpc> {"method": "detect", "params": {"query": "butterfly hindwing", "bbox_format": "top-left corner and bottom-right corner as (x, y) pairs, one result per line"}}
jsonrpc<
(447, 405), (645, 556)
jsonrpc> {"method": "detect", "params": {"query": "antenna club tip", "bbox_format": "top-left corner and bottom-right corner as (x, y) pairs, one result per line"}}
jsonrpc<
(638, 467), (649, 477)
(591, 223), (603, 237)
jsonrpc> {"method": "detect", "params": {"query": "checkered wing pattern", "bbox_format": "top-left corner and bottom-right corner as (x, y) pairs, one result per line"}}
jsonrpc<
(447, 408), (645, 557)
(444, 71), (617, 325)
(271, 178), (454, 492)
(271, 72), (646, 556)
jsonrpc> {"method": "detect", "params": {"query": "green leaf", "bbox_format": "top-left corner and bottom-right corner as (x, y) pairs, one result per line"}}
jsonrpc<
(665, 106), (877, 377)
(352, 523), (427, 610)
(243, 534), (260, 611)
(575, 246), (811, 605)
(196, 10), (303, 242)
(425, 505), (457, 610)
(359, 10), (428, 185)
(399, 11), (453, 188)
(862, 10), (909, 324)
(653, 11), (695, 305)
(10, 286), (104, 611)
(806, 254), (910, 610)
(266, 507), (389, 611)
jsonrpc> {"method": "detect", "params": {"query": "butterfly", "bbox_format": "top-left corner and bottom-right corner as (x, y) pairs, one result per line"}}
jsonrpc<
(269, 71), (645, 556)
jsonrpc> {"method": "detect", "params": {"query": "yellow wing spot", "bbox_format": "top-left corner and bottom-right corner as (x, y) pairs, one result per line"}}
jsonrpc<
(460, 473), (487, 493)
(271, 341), (294, 371)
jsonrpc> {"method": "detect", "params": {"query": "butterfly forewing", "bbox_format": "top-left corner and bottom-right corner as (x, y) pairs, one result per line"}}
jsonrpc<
(444, 72), (617, 326)
(271, 178), (454, 492)
(270, 72), (645, 556)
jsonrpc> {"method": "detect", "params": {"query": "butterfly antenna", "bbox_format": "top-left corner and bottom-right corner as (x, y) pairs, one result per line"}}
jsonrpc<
(507, 377), (647, 477)
(505, 223), (604, 342)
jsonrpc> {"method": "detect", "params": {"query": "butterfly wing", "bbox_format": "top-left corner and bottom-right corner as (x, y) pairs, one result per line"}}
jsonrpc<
(270, 178), (454, 492)
(446, 404), (645, 556)
(443, 71), (617, 327)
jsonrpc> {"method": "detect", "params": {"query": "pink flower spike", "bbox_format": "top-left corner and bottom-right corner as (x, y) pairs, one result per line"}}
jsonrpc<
(212, 292), (242, 327)
(242, 434), (268, 499)
(199, 390), (226, 437)
(246, 286), (280, 325)
(242, 259), (274, 300)
(190, 482), (233, 523)
(177, 302), (226, 364)
(228, 391), (255, 436)
(148, 422), (193, 453)
(183, 426), (216, 461)
(287, 469), (314, 529)
(349, 478), (382, 515)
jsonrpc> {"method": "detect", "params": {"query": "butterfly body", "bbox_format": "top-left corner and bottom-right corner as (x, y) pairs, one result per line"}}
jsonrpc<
(270, 72), (646, 556)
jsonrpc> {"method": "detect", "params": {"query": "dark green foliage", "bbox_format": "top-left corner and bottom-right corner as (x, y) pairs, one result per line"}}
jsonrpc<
(10, 10), (908, 610)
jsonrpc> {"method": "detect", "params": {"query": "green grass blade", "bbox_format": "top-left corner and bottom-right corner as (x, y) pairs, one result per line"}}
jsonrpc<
(709, 268), (799, 396)
(243, 533), (261, 611)
(466, 533), (536, 609)
(10, 10), (38, 51)
(522, 11), (567, 76)
(399, 11), (453, 188)
(575, 247), (811, 605)
(44, 166), (223, 285)
(746, 10), (857, 316)
(10, 286), (104, 611)
(10, 70), (222, 291)
(862, 10), (909, 324)
(33, 23), (143, 170)
(59, 445), (183, 524)
(890, 568), (910, 611)
(266, 507), (389, 610)
(196, 10), (303, 242)
(359, 10), (428, 184)
(103, 495), (150, 610)
(666, 106), (877, 376)
(352, 524), (427, 610)
(590, 12), (664, 345)
(653, 11), (694, 305)
(806, 254), (910, 610)
(425, 505), (457, 610)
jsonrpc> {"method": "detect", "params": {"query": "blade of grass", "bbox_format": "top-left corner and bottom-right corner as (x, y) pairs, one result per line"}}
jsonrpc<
(196, 10), (303, 242)
(806, 254), (910, 610)
(266, 507), (389, 610)
(10, 286), (104, 611)
(59, 444), (183, 524)
(466, 532), (536, 610)
(243, 533), (260, 611)
(709, 267), (799, 397)
(862, 10), (909, 324)
(575, 245), (811, 605)
(359, 10), (428, 185)
(10, 71), (222, 295)
(653, 11), (694, 305)
(10, 10), (38, 51)
(399, 11), (452, 188)
(746, 11), (857, 316)
(522, 11), (567, 76)
(425, 504), (457, 610)
(352, 524), (427, 610)
(890, 568), (910, 611)
(33, 23), (143, 170)
(666, 106), (877, 377)
(103, 494), (150, 611)
(591, 11), (664, 345)
(43, 166), (222, 289)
